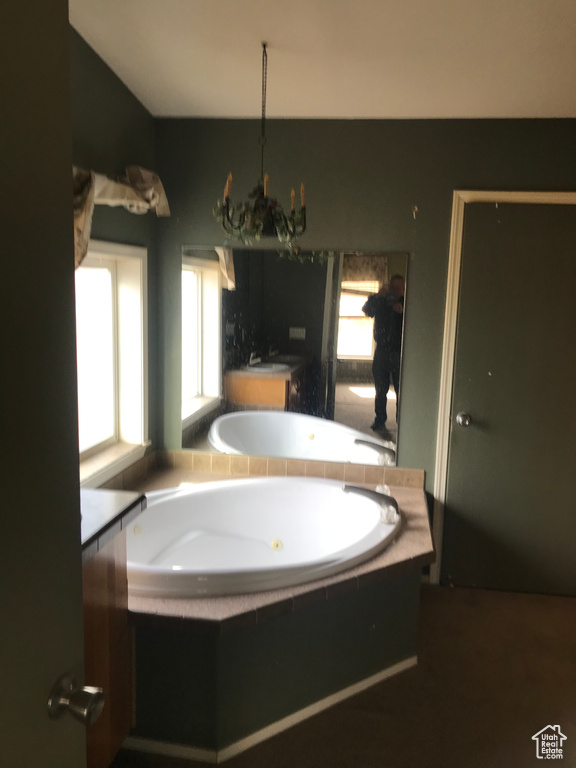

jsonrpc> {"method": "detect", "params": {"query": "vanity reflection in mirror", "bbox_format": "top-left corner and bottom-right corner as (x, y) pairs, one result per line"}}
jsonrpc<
(181, 248), (408, 466)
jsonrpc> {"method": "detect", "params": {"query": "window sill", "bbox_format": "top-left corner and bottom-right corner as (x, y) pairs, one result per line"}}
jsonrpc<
(337, 355), (373, 361)
(80, 442), (150, 488)
(182, 396), (221, 430)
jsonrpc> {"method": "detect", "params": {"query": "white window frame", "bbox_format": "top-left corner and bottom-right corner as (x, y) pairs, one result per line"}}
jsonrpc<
(181, 255), (222, 428)
(78, 240), (148, 487)
(337, 280), (380, 361)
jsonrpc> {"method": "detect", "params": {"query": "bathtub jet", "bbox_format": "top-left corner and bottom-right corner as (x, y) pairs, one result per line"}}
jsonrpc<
(127, 477), (403, 598)
(208, 411), (396, 466)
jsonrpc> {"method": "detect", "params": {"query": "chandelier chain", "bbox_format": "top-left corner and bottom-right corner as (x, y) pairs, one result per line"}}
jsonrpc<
(213, 41), (306, 249)
(260, 43), (268, 180)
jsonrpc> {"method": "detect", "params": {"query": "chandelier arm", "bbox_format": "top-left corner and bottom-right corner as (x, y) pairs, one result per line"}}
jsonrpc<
(284, 212), (297, 238)
(285, 208), (307, 237)
(222, 201), (248, 236)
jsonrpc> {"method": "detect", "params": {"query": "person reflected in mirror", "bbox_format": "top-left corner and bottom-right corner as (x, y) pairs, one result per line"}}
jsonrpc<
(362, 274), (404, 434)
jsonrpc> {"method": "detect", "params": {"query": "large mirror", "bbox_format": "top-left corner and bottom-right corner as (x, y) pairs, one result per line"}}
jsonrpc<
(182, 248), (408, 465)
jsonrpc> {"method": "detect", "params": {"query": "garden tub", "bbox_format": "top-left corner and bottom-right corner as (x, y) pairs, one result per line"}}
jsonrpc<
(126, 477), (402, 598)
(208, 411), (396, 466)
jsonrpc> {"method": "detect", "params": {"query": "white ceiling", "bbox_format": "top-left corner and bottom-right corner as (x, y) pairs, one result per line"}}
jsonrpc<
(69, 0), (576, 119)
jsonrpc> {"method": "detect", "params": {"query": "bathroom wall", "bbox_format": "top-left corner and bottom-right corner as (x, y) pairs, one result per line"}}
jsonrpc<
(223, 250), (328, 412)
(67, 31), (576, 488)
(69, 29), (160, 444)
(154, 117), (576, 485)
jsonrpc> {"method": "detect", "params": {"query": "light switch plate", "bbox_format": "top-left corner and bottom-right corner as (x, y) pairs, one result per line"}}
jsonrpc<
(289, 327), (306, 340)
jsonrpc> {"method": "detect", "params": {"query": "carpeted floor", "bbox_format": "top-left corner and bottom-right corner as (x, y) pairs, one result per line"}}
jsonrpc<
(112, 584), (576, 768)
(334, 382), (398, 443)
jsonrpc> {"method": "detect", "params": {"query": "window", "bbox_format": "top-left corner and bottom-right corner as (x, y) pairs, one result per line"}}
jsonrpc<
(75, 260), (117, 453)
(182, 256), (221, 424)
(337, 280), (380, 359)
(75, 241), (148, 485)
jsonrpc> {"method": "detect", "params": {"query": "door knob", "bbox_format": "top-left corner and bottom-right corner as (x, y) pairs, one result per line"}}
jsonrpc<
(47, 675), (104, 726)
(456, 412), (472, 427)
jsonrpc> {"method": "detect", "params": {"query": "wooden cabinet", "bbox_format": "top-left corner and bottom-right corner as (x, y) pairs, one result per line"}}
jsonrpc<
(83, 533), (132, 768)
(225, 373), (290, 408)
(224, 362), (306, 411)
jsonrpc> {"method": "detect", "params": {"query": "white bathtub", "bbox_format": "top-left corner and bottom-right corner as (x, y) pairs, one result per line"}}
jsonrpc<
(208, 411), (396, 466)
(127, 477), (402, 598)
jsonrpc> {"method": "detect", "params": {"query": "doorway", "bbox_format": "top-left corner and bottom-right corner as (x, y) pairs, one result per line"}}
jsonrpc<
(322, 252), (408, 447)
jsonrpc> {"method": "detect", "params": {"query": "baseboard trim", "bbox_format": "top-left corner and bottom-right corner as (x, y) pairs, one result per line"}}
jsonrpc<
(123, 655), (417, 764)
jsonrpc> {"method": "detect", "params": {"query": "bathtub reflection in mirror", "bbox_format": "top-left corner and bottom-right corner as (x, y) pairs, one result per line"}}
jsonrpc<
(181, 248), (408, 466)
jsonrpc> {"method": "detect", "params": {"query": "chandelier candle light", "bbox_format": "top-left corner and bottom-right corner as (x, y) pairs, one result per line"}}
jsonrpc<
(214, 43), (307, 248)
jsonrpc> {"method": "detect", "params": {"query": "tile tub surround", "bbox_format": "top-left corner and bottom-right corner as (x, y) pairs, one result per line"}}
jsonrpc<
(123, 461), (434, 762)
(128, 571), (423, 762)
(154, 449), (425, 486)
(95, 448), (425, 494)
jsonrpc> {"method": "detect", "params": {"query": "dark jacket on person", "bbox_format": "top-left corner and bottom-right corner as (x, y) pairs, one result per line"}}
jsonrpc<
(362, 293), (404, 351)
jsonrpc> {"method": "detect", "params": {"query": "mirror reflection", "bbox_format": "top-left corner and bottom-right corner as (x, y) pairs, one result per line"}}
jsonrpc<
(182, 249), (408, 465)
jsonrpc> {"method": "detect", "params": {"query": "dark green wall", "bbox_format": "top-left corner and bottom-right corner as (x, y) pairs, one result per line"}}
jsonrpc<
(68, 32), (576, 494)
(69, 29), (159, 444)
(154, 118), (576, 486)
(224, 250), (327, 359)
(68, 34), (576, 486)
(221, 250), (329, 414)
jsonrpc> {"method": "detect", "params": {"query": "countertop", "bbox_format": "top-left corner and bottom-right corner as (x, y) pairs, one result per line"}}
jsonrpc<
(81, 488), (146, 562)
(225, 356), (305, 381)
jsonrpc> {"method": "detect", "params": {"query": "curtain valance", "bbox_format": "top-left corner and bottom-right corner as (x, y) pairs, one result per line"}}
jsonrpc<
(73, 166), (170, 267)
(341, 253), (389, 285)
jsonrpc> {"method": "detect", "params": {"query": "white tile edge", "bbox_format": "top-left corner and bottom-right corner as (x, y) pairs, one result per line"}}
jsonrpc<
(123, 655), (417, 764)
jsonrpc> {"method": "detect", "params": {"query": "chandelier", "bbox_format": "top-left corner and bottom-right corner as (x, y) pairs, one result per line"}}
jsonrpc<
(213, 43), (306, 248)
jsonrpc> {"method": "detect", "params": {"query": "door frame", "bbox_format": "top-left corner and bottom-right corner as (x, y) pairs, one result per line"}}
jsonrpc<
(320, 252), (343, 419)
(430, 189), (576, 584)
